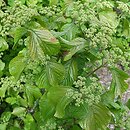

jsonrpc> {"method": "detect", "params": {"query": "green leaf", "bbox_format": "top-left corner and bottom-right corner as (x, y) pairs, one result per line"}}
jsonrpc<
(1, 112), (11, 122)
(24, 114), (36, 130)
(6, 97), (17, 105)
(0, 123), (7, 130)
(126, 99), (130, 109)
(122, 19), (130, 38)
(65, 103), (89, 119)
(70, 125), (82, 130)
(63, 38), (86, 61)
(54, 91), (73, 118)
(39, 95), (55, 122)
(12, 107), (26, 117)
(99, 10), (119, 28)
(61, 23), (79, 41)
(110, 68), (129, 97)
(25, 85), (42, 107)
(26, 0), (38, 6)
(79, 103), (111, 130)
(13, 27), (27, 45)
(0, 37), (8, 52)
(0, 82), (8, 98)
(49, 0), (58, 5)
(9, 48), (27, 81)
(8, 0), (25, 6)
(101, 90), (120, 109)
(63, 59), (78, 86)
(29, 28), (60, 60)
(0, 60), (5, 71)
(47, 86), (73, 118)
(38, 61), (65, 89)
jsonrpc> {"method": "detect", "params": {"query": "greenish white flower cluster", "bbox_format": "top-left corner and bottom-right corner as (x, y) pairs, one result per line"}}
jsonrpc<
(0, 1), (37, 36)
(72, 76), (103, 106)
(38, 5), (62, 17)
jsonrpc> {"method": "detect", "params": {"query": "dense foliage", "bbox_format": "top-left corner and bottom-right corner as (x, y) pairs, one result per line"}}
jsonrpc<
(0, 0), (130, 129)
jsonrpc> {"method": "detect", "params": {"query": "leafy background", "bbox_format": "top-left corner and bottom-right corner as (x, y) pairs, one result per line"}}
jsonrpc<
(0, 0), (130, 130)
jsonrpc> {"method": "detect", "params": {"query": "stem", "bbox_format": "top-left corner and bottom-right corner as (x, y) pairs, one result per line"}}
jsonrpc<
(86, 62), (107, 77)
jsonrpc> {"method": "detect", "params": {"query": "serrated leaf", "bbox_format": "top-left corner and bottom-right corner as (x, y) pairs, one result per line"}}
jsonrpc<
(39, 95), (55, 122)
(64, 38), (86, 61)
(9, 48), (27, 81)
(79, 103), (111, 130)
(110, 68), (129, 97)
(38, 61), (65, 89)
(65, 103), (89, 119)
(63, 59), (78, 86)
(47, 86), (72, 118)
(29, 28), (60, 61)
(0, 37), (8, 52)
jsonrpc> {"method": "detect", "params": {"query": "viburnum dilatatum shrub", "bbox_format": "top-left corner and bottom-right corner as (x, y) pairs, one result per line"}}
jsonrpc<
(0, 0), (130, 130)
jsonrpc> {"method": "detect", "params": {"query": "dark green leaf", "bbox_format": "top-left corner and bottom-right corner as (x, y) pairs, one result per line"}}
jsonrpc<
(110, 68), (129, 97)
(39, 95), (55, 122)
(79, 103), (111, 130)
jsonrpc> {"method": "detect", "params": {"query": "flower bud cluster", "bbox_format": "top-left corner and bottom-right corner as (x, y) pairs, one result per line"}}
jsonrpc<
(0, 1), (37, 36)
(0, 76), (25, 96)
(117, 1), (130, 14)
(41, 118), (57, 130)
(38, 5), (62, 17)
(72, 76), (103, 107)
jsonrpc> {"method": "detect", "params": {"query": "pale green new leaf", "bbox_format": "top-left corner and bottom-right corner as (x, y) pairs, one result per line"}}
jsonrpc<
(49, 0), (58, 5)
(0, 123), (7, 130)
(13, 27), (27, 44)
(0, 60), (5, 71)
(0, 37), (8, 52)
(79, 103), (111, 130)
(99, 10), (119, 28)
(9, 48), (27, 81)
(12, 107), (26, 117)
(64, 38), (86, 61)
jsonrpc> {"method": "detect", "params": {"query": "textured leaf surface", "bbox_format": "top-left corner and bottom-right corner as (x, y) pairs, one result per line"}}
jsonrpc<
(63, 59), (78, 86)
(111, 68), (129, 97)
(29, 28), (60, 60)
(38, 61), (65, 88)
(79, 103), (111, 130)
